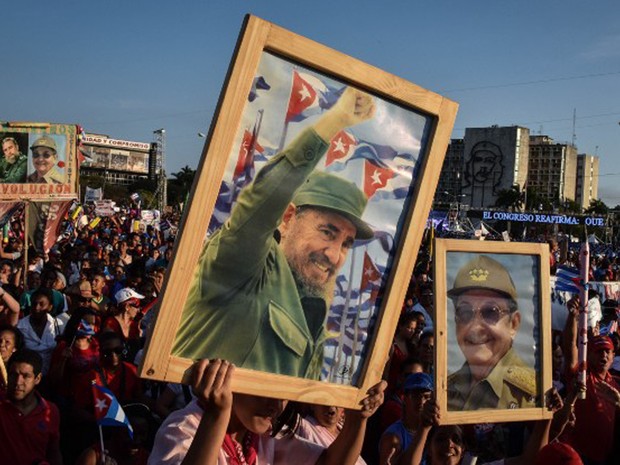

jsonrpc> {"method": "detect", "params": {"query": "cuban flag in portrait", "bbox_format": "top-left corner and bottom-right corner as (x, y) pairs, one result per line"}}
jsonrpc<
(92, 382), (133, 438)
(363, 160), (396, 198)
(285, 70), (344, 123)
(325, 130), (357, 168)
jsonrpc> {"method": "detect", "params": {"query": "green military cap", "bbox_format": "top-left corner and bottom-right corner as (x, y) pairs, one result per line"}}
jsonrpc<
(447, 255), (518, 301)
(30, 136), (57, 152)
(293, 171), (374, 240)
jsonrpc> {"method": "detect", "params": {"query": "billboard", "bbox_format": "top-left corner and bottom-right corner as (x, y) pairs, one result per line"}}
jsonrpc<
(0, 122), (79, 200)
(81, 134), (150, 174)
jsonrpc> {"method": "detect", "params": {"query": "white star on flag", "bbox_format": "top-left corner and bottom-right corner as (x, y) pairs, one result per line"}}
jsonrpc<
(371, 169), (383, 185)
(95, 398), (108, 412)
(332, 137), (346, 153)
(298, 84), (312, 102)
(364, 266), (374, 277)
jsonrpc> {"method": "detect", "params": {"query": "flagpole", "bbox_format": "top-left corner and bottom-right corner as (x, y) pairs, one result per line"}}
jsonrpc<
(350, 245), (370, 378)
(0, 354), (7, 387)
(98, 424), (106, 464)
(577, 241), (589, 400)
(330, 249), (357, 382)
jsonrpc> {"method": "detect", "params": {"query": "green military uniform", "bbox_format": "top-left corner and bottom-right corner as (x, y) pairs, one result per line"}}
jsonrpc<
(447, 347), (537, 410)
(173, 128), (342, 379)
(0, 153), (27, 183)
(27, 165), (64, 184)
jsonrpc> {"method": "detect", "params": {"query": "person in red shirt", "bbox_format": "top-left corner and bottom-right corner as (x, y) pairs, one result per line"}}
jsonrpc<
(103, 288), (144, 362)
(65, 332), (145, 459)
(0, 349), (63, 465)
(562, 296), (620, 464)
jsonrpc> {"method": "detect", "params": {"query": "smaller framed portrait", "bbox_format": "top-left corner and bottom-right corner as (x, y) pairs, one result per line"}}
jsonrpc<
(433, 239), (552, 424)
(0, 122), (79, 200)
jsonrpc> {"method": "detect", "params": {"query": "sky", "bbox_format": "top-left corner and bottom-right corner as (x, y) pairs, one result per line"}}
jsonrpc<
(3, 1), (619, 206)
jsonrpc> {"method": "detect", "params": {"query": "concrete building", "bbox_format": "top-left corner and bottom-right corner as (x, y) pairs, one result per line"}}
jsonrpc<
(528, 135), (577, 205)
(436, 126), (530, 209)
(80, 133), (155, 186)
(435, 138), (464, 204)
(575, 153), (599, 211)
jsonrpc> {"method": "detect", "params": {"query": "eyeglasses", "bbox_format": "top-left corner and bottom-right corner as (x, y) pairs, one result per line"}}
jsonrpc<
(454, 302), (511, 326)
(32, 152), (54, 159)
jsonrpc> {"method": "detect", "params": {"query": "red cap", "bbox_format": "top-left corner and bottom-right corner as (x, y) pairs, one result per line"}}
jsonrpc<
(534, 442), (583, 465)
(590, 335), (614, 352)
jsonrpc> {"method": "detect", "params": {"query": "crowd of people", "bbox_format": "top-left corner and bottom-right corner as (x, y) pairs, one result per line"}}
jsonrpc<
(0, 197), (619, 465)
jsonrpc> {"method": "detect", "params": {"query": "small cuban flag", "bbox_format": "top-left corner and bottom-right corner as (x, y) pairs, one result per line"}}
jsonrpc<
(76, 319), (96, 337)
(555, 265), (581, 294)
(92, 382), (133, 438)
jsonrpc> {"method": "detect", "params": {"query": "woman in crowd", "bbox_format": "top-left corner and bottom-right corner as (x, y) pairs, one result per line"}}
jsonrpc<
(297, 404), (367, 465)
(386, 313), (420, 394)
(102, 288), (143, 362)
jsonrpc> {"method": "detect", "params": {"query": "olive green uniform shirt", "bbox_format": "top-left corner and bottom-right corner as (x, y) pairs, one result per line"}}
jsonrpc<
(0, 153), (27, 183)
(447, 347), (537, 410)
(172, 128), (330, 379)
(27, 165), (64, 184)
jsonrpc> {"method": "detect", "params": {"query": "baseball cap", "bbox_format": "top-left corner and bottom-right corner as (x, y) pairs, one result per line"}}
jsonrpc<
(447, 255), (517, 302)
(30, 135), (57, 152)
(403, 372), (433, 392)
(78, 281), (93, 299)
(292, 171), (373, 240)
(590, 335), (614, 352)
(115, 288), (145, 304)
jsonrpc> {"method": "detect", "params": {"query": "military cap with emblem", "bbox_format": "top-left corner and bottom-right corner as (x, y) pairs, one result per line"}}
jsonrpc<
(30, 135), (57, 152)
(447, 254), (518, 302)
(292, 171), (374, 240)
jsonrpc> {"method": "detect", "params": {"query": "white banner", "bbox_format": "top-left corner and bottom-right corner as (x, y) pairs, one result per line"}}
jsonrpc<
(94, 200), (116, 217)
(84, 186), (103, 202)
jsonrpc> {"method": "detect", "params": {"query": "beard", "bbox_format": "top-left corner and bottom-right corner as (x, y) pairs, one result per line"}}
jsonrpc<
(290, 265), (337, 304)
(286, 250), (338, 303)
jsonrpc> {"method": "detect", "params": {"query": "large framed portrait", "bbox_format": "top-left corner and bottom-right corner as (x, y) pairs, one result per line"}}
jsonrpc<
(434, 239), (552, 424)
(0, 122), (79, 200)
(139, 15), (458, 408)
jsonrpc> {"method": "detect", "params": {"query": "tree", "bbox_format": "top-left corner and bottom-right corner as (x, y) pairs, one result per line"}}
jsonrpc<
(585, 198), (609, 215)
(168, 165), (196, 206)
(495, 185), (523, 211)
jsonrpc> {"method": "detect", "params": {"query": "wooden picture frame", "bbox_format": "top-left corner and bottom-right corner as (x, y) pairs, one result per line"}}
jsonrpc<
(139, 15), (458, 408)
(0, 122), (79, 200)
(433, 239), (552, 424)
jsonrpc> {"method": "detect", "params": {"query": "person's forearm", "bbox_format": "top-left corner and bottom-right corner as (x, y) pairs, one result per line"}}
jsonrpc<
(0, 288), (19, 326)
(181, 408), (230, 465)
(398, 425), (431, 465)
(210, 128), (328, 284)
(506, 419), (551, 465)
(318, 412), (366, 465)
(562, 311), (578, 371)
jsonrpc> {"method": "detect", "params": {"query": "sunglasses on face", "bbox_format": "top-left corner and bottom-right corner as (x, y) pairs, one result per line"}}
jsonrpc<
(455, 302), (511, 326)
(32, 152), (54, 159)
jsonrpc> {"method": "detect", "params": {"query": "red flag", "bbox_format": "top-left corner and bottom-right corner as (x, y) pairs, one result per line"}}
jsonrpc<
(363, 160), (394, 198)
(234, 128), (264, 180)
(27, 200), (73, 253)
(285, 71), (318, 123)
(326, 130), (356, 167)
(361, 251), (381, 291)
